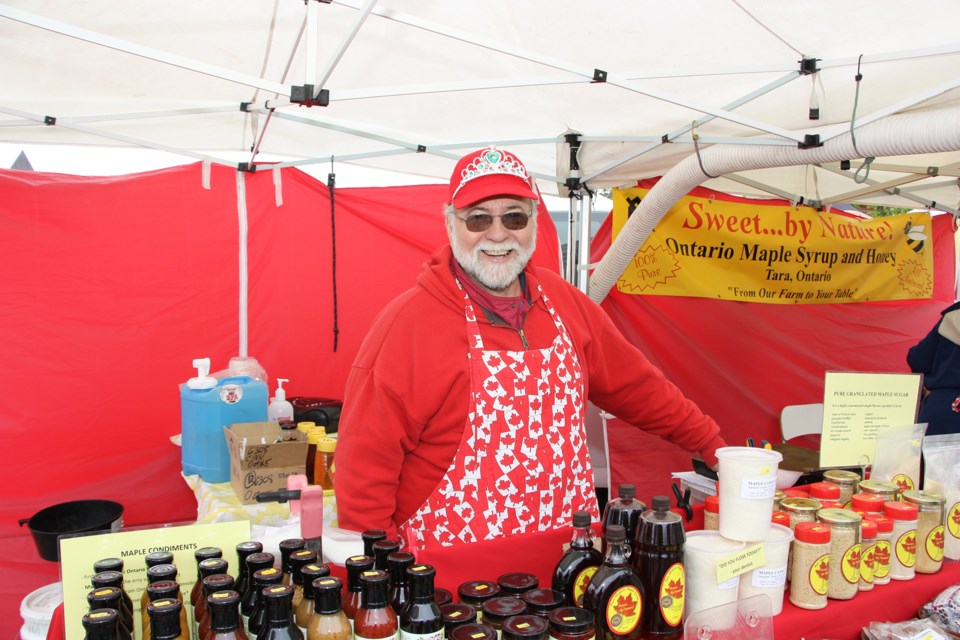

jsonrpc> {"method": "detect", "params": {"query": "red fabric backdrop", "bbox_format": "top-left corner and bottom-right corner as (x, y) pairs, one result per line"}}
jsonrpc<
(0, 163), (560, 634)
(593, 186), (957, 504)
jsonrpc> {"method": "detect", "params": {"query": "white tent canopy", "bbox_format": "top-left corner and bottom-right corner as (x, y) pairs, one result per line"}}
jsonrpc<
(3, 0), (960, 296)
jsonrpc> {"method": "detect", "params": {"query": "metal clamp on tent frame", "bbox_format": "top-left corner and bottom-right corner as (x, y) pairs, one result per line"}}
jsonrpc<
(290, 84), (330, 107)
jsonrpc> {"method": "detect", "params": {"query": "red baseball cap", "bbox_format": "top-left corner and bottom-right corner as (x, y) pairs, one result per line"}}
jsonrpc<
(448, 147), (538, 209)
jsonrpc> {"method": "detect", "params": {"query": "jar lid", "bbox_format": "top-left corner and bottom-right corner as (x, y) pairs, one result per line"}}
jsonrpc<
(858, 480), (899, 495)
(442, 603), (478, 626)
(901, 489), (946, 507)
(782, 488), (810, 499)
(317, 437), (337, 452)
(521, 588), (564, 612)
(860, 520), (878, 539)
(481, 596), (527, 620)
(807, 482), (841, 500)
(816, 508), (862, 526)
(704, 495), (719, 513)
(501, 614), (550, 640)
(823, 469), (861, 485)
(817, 500), (844, 510)
(451, 623), (498, 640)
(771, 511), (790, 527)
(794, 522), (831, 544)
(850, 493), (884, 512)
(458, 580), (500, 601)
(548, 607), (595, 634)
(862, 513), (894, 533)
(435, 588), (454, 607)
(497, 572), (539, 595)
(779, 497), (821, 513)
(884, 501), (919, 521)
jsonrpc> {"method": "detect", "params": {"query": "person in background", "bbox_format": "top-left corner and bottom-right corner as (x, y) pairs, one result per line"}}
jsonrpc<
(334, 147), (726, 552)
(908, 300), (960, 436)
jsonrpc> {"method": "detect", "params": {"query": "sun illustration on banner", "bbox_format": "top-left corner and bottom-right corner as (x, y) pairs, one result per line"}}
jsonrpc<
(617, 244), (681, 293)
(898, 255), (932, 297)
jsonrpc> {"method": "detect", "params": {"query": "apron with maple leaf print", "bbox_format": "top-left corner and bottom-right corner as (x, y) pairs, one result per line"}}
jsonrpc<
(398, 283), (599, 553)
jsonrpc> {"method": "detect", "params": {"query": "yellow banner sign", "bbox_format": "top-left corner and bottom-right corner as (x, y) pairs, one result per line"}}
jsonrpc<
(612, 186), (934, 304)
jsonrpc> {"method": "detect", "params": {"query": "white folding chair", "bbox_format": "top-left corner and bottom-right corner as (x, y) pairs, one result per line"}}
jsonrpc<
(780, 403), (824, 442)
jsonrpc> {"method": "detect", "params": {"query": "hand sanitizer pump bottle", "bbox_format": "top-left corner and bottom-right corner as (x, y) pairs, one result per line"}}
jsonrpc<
(268, 378), (295, 422)
(181, 357), (268, 483)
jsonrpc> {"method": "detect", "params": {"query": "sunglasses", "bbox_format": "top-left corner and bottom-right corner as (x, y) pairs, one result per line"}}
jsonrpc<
(454, 211), (531, 232)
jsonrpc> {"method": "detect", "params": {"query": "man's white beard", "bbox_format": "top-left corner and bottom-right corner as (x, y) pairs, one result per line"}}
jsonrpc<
(450, 233), (536, 293)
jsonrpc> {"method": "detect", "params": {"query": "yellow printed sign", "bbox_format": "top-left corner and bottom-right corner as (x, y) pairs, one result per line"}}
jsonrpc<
(612, 187), (934, 304)
(716, 543), (765, 584)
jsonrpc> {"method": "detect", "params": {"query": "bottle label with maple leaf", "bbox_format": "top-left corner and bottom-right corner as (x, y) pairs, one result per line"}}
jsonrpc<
(895, 530), (917, 568)
(948, 502), (960, 539)
(605, 585), (642, 635)
(808, 554), (830, 595)
(573, 566), (598, 608)
(840, 543), (862, 584)
(859, 543), (875, 584)
(873, 540), (891, 578)
(658, 564), (685, 627)
(925, 525), (945, 562)
(892, 474), (915, 494)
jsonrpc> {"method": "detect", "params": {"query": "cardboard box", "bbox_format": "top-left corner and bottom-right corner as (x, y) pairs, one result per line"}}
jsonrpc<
(224, 422), (309, 504)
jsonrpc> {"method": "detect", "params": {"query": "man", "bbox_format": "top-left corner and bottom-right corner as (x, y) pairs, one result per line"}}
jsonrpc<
(334, 147), (725, 552)
(908, 300), (960, 436)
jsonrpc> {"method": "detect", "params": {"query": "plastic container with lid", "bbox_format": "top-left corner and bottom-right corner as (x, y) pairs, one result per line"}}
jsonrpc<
(737, 523), (793, 615)
(901, 490), (946, 575)
(546, 607), (594, 640)
(683, 530), (745, 623)
(858, 480), (900, 503)
(781, 488), (810, 499)
(884, 501), (919, 581)
(481, 596), (527, 633)
(788, 522), (831, 610)
(20, 582), (63, 640)
(815, 508), (862, 600)
(850, 493), (885, 515)
(716, 446), (783, 542)
(458, 581), (501, 623)
(703, 495), (719, 531)
(862, 514), (894, 586)
(501, 614), (549, 640)
(268, 378), (295, 422)
(858, 520), (878, 592)
(822, 470), (861, 506)
(771, 511), (790, 528)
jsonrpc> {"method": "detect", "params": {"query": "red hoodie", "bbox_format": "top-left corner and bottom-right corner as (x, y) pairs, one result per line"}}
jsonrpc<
(334, 245), (725, 537)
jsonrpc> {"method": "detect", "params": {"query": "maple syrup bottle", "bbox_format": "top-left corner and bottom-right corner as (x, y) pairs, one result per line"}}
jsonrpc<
(234, 542), (265, 601)
(308, 576), (352, 640)
(279, 539), (307, 585)
(249, 567), (286, 637)
(82, 608), (120, 640)
(147, 598), (188, 640)
(344, 555), (376, 627)
(192, 548), (225, 614)
(296, 563), (331, 632)
(289, 549), (319, 613)
(206, 590), (248, 640)
(632, 496), (685, 639)
(601, 485), (646, 557)
(145, 581), (190, 640)
(259, 584), (304, 640)
(141, 553), (176, 623)
(196, 558), (231, 638)
(387, 551), (416, 615)
(399, 564), (443, 640)
(362, 530), (388, 556)
(582, 525), (644, 640)
(87, 586), (133, 640)
(198, 573), (236, 640)
(553, 511), (603, 607)
(355, 570), (399, 640)
(93, 559), (134, 624)
(242, 553), (277, 629)
(91, 571), (135, 633)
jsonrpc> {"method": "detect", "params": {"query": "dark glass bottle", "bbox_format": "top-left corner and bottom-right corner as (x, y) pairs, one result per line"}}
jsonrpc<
(582, 525), (644, 640)
(207, 589), (248, 640)
(632, 495), (685, 639)
(145, 581), (189, 640)
(241, 553), (276, 624)
(440, 603), (477, 638)
(400, 563), (443, 640)
(87, 586), (132, 640)
(362, 530), (388, 556)
(373, 539), (401, 573)
(344, 555), (375, 624)
(146, 598), (187, 640)
(198, 573), (236, 640)
(387, 551), (416, 615)
(91, 571), (134, 632)
(141, 553), (176, 622)
(552, 511), (603, 607)
(191, 547), (225, 611)
(258, 584), (304, 640)
(288, 549), (317, 613)
(82, 608), (119, 640)
(249, 567), (285, 637)
(601, 485), (646, 557)
(195, 558), (230, 639)
(279, 538), (306, 585)
(296, 562), (331, 631)
(92, 558), (134, 627)
(308, 576), (352, 640)
(234, 541), (265, 601)
(355, 570), (398, 640)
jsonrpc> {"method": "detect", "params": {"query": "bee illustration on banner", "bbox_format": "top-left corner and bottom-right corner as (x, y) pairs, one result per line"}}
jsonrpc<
(905, 220), (927, 254)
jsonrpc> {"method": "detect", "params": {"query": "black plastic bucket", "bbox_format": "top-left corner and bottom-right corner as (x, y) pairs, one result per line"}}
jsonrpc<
(19, 499), (124, 562)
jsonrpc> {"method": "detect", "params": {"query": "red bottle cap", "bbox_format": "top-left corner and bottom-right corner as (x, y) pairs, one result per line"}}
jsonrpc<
(771, 511), (790, 527)
(817, 500), (843, 510)
(807, 482), (841, 500)
(860, 520), (878, 540)
(783, 488), (810, 499)
(704, 495), (719, 513)
(862, 514), (894, 533)
(883, 501), (918, 521)
(851, 493), (884, 513)
(794, 522), (831, 544)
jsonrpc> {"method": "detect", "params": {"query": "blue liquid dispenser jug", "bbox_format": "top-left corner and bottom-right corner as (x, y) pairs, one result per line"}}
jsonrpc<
(181, 357), (268, 483)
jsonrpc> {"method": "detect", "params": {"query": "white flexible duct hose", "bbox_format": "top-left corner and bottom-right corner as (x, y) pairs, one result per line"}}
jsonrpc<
(588, 105), (960, 304)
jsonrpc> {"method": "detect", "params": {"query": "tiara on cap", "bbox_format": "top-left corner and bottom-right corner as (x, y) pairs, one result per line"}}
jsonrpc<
(452, 147), (532, 199)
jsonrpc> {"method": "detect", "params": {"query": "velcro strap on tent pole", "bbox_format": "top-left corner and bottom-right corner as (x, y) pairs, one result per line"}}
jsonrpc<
(329, 170), (339, 352)
(202, 159), (212, 190)
(273, 167), (283, 207)
(236, 170), (250, 358)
